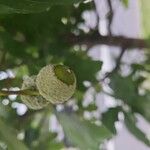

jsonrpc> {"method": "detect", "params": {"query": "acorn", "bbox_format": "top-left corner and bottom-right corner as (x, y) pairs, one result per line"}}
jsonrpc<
(21, 76), (49, 110)
(36, 64), (76, 104)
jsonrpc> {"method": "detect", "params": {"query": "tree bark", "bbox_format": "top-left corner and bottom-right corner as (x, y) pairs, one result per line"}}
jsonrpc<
(68, 33), (149, 49)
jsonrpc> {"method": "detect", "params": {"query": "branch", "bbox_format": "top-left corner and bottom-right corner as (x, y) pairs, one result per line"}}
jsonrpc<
(68, 33), (149, 49)
(114, 47), (126, 71)
(0, 89), (39, 96)
(101, 47), (126, 81)
(107, 0), (114, 35)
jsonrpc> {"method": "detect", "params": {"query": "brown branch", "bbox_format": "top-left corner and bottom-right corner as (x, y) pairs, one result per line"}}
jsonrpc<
(93, 1), (100, 31)
(107, 0), (114, 35)
(101, 47), (126, 81)
(0, 89), (39, 96)
(67, 32), (149, 49)
(114, 47), (126, 71)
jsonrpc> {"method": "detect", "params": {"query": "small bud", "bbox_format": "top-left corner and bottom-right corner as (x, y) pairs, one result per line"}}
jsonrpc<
(36, 64), (76, 104)
(21, 76), (49, 110)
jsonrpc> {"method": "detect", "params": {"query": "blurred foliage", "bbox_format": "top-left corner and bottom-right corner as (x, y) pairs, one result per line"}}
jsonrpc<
(0, 118), (28, 150)
(124, 112), (150, 147)
(140, 0), (150, 37)
(0, 0), (83, 14)
(0, 0), (150, 150)
(57, 112), (112, 150)
(102, 107), (120, 134)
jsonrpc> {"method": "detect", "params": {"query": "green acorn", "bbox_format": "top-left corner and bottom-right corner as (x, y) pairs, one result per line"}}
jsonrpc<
(36, 64), (76, 104)
(21, 76), (49, 110)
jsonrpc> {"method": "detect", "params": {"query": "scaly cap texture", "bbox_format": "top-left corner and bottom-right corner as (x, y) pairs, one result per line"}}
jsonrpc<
(21, 76), (49, 110)
(36, 64), (76, 104)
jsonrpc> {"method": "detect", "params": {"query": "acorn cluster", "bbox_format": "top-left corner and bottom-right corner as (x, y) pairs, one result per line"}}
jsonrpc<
(21, 76), (49, 110)
(21, 64), (76, 110)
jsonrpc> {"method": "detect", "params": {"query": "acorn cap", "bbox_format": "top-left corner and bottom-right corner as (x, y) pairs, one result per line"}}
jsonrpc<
(36, 64), (76, 104)
(21, 76), (49, 110)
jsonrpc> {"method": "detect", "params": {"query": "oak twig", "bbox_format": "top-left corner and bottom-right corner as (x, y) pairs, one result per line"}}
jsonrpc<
(0, 89), (40, 96)
(107, 0), (113, 36)
(67, 33), (149, 49)
(101, 47), (126, 81)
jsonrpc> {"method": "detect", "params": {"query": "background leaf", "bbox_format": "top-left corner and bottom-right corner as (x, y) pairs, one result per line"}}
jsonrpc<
(140, 0), (150, 37)
(0, 118), (28, 150)
(109, 74), (137, 104)
(124, 112), (150, 147)
(57, 112), (112, 150)
(102, 107), (120, 134)
(0, 0), (83, 14)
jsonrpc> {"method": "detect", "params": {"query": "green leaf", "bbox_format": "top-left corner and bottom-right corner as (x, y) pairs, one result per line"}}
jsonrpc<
(65, 52), (102, 91)
(102, 107), (120, 134)
(110, 74), (150, 124)
(0, 4), (18, 14)
(0, 0), (83, 14)
(124, 112), (150, 147)
(0, 32), (27, 57)
(131, 94), (150, 123)
(109, 74), (137, 104)
(57, 112), (112, 150)
(141, 1), (150, 37)
(0, 118), (28, 150)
